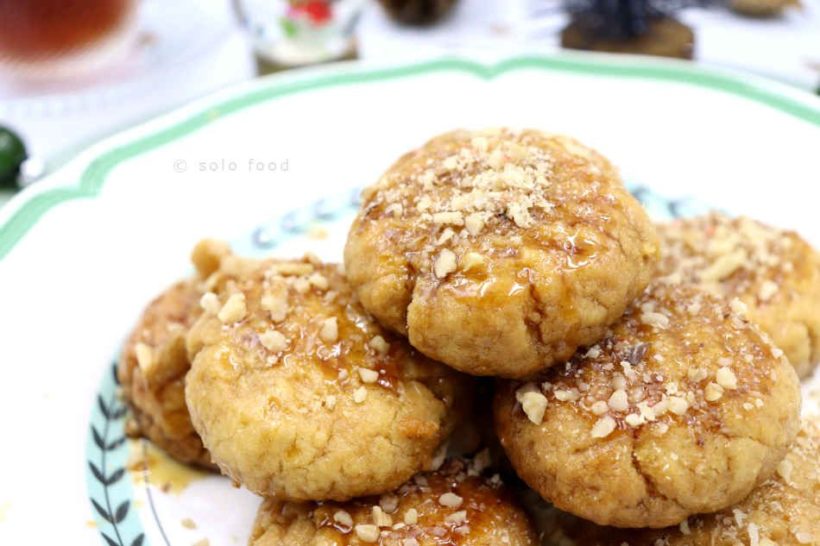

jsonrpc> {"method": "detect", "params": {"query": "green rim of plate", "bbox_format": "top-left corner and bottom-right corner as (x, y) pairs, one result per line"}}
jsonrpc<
(2, 54), (819, 261)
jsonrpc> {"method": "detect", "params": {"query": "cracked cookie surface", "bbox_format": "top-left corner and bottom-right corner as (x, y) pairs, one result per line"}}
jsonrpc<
(185, 253), (472, 501)
(118, 239), (231, 468)
(659, 213), (820, 379)
(494, 280), (801, 528)
(249, 456), (538, 545)
(344, 128), (658, 378)
(535, 417), (820, 545)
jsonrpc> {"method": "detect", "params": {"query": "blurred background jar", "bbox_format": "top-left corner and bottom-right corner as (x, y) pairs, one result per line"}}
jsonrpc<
(233, 0), (365, 72)
(0, 0), (139, 80)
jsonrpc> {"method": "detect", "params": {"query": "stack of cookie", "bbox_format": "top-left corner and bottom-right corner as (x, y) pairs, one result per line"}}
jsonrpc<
(119, 128), (820, 545)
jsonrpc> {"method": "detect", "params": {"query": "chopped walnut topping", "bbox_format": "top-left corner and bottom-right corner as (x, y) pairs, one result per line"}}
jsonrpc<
(432, 211), (464, 226)
(358, 368), (379, 384)
(519, 390), (548, 424)
(699, 250), (746, 281)
(307, 272), (329, 290)
(217, 293), (246, 323)
(591, 400), (609, 415)
(624, 413), (644, 427)
(261, 292), (288, 322)
(319, 317), (338, 343)
(324, 395), (337, 410)
(385, 203), (403, 217)
(704, 382), (724, 402)
(270, 262), (313, 276)
(404, 508), (418, 525)
(591, 415), (617, 438)
(640, 311), (670, 329)
(293, 277), (311, 294)
(259, 329), (287, 352)
(372, 506), (393, 528)
(461, 252), (486, 272)
(353, 386), (367, 404)
(776, 457), (793, 482)
(668, 396), (689, 415)
(438, 492), (463, 509)
(608, 389), (629, 412)
(334, 510), (353, 528)
(758, 280), (778, 302)
(716, 367), (738, 390)
(134, 342), (154, 372)
(199, 292), (220, 314)
(446, 511), (468, 524)
(730, 297), (748, 316)
(368, 335), (390, 355)
(379, 495), (399, 514)
(354, 524), (380, 542)
(434, 249), (458, 279)
(464, 213), (485, 236)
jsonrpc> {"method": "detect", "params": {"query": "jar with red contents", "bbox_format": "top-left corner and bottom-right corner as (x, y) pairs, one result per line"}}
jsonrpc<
(233, 0), (364, 72)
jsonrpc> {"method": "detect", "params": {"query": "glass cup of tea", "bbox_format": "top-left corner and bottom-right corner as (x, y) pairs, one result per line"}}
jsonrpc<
(233, 0), (365, 73)
(0, 0), (139, 80)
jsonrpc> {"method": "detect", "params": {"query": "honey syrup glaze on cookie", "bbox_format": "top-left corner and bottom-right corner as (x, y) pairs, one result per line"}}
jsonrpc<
(249, 456), (539, 545)
(345, 128), (659, 378)
(494, 279), (801, 528)
(185, 250), (472, 501)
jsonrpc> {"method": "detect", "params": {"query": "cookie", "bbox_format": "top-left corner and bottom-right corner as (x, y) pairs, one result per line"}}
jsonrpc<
(249, 456), (538, 545)
(344, 128), (659, 378)
(185, 254), (472, 501)
(537, 418), (820, 545)
(494, 280), (801, 528)
(118, 239), (231, 468)
(659, 213), (820, 378)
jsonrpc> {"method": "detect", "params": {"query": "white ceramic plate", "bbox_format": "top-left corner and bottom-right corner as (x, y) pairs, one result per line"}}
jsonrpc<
(1, 53), (819, 546)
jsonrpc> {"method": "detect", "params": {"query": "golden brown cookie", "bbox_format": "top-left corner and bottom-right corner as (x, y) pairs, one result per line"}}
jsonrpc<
(249, 456), (538, 545)
(536, 418), (820, 545)
(118, 239), (231, 468)
(345, 128), (658, 378)
(185, 254), (472, 501)
(659, 213), (820, 378)
(494, 280), (801, 528)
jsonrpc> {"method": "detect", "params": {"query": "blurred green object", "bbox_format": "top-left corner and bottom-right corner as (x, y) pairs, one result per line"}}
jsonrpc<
(0, 126), (27, 189)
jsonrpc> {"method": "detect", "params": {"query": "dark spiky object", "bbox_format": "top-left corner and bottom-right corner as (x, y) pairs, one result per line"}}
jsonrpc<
(561, 0), (705, 58)
(377, 0), (458, 26)
(563, 0), (704, 39)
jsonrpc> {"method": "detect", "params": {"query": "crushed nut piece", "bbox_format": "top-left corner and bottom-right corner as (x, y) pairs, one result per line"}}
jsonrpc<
(591, 415), (617, 438)
(716, 367), (738, 390)
(261, 292), (288, 322)
(438, 493), (463, 509)
(705, 382), (724, 402)
(319, 317), (338, 343)
(434, 249), (458, 279)
(354, 524), (380, 542)
(259, 329), (288, 352)
(353, 386), (368, 404)
(368, 335), (390, 355)
(307, 272), (329, 290)
(134, 342), (154, 373)
(358, 368), (379, 384)
(608, 389), (629, 412)
(372, 506), (393, 528)
(199, 292), (220, 314)
(334, 510), (353, 528)
(446, 511), (467, 524)
(519, 391), (548, 424)
(217, 293), (246, 323)
(404, 508), (418, 525)
(668, 396), (689, 415)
